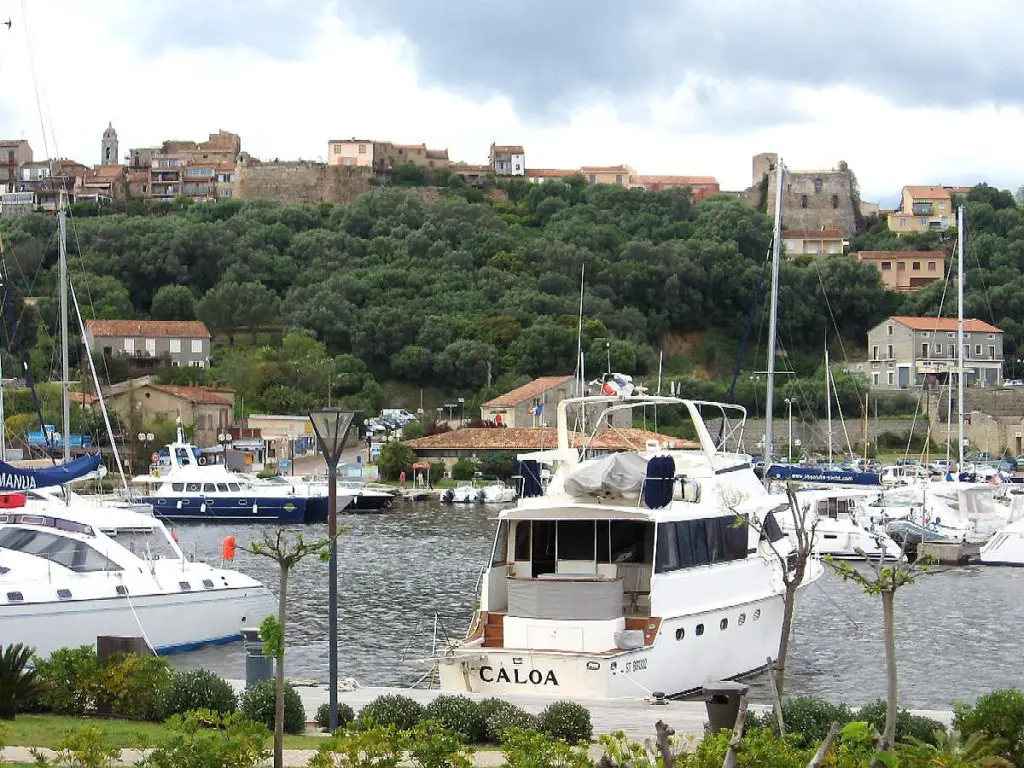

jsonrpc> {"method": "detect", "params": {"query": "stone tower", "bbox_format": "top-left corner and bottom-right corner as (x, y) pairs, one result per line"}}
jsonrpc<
(101, 123), (119, 166)
(752, 152), (778, 186)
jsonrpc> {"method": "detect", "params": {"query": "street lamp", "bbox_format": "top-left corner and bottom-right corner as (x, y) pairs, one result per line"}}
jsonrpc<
(308, 407), (354, 732)
(218, 432), (231, 467)
(457, 397), (465, 425)
(783, 399), (793, 464)
(137, 431), (155, 471)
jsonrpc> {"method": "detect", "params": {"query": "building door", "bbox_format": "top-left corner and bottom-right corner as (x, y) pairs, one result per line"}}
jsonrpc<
(897, 367), (910, 389)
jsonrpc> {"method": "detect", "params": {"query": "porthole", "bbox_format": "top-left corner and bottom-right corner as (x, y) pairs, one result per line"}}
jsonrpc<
(115, 585), (128, 596)
(738, 613), (746, 626)
(202, 579), (215, 589)
(720, 618), (728, 630)
(695, 623), (704, 636)
(178, 581), (191, 592)
(753, 609), (761, 621)
(6, 591), (23, 602)
(675, 628), (685, 641)
(56, 588), (72, 600)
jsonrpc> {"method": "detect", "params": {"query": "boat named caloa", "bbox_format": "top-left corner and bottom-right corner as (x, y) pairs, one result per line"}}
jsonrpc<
(131, 428), (346, 523)
(0, 490), (274, 657)
(437, 393), (820, 699)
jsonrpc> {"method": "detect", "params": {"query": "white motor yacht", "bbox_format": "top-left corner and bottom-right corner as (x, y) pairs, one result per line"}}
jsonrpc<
(442, 479), (517, 505)
(0, 491), (274, 657)
(437, 393), (821, 699)
(780, 489), (902, 560)
(979, 518), (1024, 565)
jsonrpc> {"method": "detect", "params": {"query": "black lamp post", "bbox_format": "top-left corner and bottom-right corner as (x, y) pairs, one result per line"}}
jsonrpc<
(308, 407), (354, 731)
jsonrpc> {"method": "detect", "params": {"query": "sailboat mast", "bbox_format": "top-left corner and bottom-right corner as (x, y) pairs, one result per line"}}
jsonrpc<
(957, 204), (966, 469)
(825, 344), (833, 464)
(763, 160), (785, 474)
(58, 192), (70, 463)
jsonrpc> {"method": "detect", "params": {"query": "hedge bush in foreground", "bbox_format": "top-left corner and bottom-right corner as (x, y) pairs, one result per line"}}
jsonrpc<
(423, 695), (486, 742)
(537, 700), (592, 744)
(358, 693), (424, 731)
(315, 702), (356, 732)
(239, 679), (305, 735)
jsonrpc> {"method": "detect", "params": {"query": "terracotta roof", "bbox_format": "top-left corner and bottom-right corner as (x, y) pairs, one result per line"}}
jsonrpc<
(69, 391), (99, 405)
(85, 319), (211, 338)
(889, 316), (1001, 333)
(581, 165), (632, 173)
(483, 376), (574, 408)
(903, 185), (951, 200)
(451, 163), (491, 173)
(527, 168), (577, 178)
(392, 143), (426, 150)
(90, 164), (126, 177)
(150, 385), (234, 405)
(492, 145), (525, 154)
(857, 250), (945, 260)
(783, 228), (844, 239)
(404, 427), (697, 452)
(636, 175), (718, 186)
(128, 171), (148, 182)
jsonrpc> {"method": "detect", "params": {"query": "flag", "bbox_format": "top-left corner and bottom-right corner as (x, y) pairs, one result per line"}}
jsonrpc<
(601, 373), (634, 396)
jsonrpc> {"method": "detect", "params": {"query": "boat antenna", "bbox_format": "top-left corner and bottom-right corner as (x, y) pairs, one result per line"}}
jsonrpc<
(957, 204), (966, 470)
(573, 262), (586, 434)
(763, 159), (785, 477)
(58, 191), (70, 464)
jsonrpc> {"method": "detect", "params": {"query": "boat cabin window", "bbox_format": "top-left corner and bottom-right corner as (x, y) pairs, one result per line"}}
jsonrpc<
(655, 516), (748, 573)
(216, 483), (229, 492)
(816, 497), (852, 518)
(203, 483), (216, 493)
(172, 483), (184, 492)
(175, 447), (192, 465)
(491, 521), (509, 565)
(0, 527), (122, 572)
(228, 483), (240, 492)
(186, 483), (201, 493)
(507, 519), (653, 576)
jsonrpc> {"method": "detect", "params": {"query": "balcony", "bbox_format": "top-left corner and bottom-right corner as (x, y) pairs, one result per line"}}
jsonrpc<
(912, 202), (934, 216)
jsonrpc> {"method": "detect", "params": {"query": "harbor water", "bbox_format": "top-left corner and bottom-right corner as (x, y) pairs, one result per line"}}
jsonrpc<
(170, 502), (1024, 708)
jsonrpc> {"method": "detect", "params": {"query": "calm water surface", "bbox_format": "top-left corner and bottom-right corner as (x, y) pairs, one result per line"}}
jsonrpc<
(170, 502), (1024, 708)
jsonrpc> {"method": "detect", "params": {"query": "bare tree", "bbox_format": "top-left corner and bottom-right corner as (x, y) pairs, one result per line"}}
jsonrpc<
(244, 528), (331, 768)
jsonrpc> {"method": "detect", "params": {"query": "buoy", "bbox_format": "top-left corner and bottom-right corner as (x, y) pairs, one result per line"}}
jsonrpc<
(172, 531), (179, 542)
(221, 535), (236, 560)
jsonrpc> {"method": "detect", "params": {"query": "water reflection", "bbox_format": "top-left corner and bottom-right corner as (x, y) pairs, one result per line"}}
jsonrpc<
(169, 503), (1024, 707)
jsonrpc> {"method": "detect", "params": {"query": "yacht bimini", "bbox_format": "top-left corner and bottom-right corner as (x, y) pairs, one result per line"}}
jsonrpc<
(436, 393), (821, 699)
(0, 491), (274, 657)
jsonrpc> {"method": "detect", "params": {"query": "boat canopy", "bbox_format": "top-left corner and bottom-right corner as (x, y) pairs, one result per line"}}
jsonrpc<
(0, 454), (103, 491)
(766, 464), (881, 486)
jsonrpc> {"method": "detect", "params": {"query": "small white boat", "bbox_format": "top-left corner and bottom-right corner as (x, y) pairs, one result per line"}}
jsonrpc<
(979, 518), (1024, 565)
(442, 480), (517, 505)
(781, 489), (902, 560)
(0, 491), (274, 657)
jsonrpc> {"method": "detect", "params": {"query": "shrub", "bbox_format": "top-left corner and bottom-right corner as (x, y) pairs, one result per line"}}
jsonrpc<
(309, 724), (406, 768)
(500, 728), (592, 768)
(408, 720), (475, 768)
(778, 697), (854, 747)
(0, 642), (42, 720)
(689, 726), (811, 768)
(358, 694), (424, 731)
(429, 462), (447, 482)
(537, 700), (592, 744)
(423, 696), (485, 742)
(32, 646), (101, 715)
(142, 710), (269, 768)
(162, 669), (237, 718)
(239, 679), (306, 735)
(46, 726), (121, 768)
(450, 459), (477, 481)
(953, 688), (1024, 765)
(479, 698), (538, 743)
(99, 653), (173, 722)
(315, 702), (356, 732)
(857, 699), (946, 746)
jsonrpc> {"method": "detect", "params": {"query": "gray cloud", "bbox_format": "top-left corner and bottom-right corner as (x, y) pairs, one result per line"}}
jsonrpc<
(118, 0), (329, 59)
(337, 0), (1023, 123)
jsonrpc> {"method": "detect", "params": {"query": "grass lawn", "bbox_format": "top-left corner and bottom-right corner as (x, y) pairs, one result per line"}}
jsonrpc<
(0, 714), (328, 750)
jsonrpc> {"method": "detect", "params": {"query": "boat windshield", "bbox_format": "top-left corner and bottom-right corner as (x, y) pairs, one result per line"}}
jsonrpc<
(498, 518), (654, 576)
(0, 526), (122, 572)
(102, 528), (179, 559)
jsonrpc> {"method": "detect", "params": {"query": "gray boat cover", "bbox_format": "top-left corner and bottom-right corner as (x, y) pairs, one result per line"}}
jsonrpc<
(563, 453), (649, 496)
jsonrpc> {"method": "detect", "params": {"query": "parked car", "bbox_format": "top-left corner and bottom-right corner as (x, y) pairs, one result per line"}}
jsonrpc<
(927, 459), (954, 474)
(381, 409), (417, 426)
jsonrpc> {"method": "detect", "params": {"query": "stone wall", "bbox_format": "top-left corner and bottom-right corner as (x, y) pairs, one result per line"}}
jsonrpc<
(707, 416), (931, 455)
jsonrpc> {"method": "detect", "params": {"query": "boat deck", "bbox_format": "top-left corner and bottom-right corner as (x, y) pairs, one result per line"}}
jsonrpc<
(480, 611), (660, 651)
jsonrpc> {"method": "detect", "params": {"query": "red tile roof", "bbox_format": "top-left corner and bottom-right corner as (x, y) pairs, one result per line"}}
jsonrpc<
(527, 168), (577, 178)
(857, 250), (945, 260)
(581, 165), (632, 173)
(483, 376), (574, 408)
(69, 391), (99, 406)
(85, 320), (210, 339)
(404, 427), (697, 452)
(150, 385), (234, 405)
(904, 185), (951, 200)
(90, 164), (126, 177)
(492, 145), (525, 154)
(890, 316), (1001, 333)
(636, 174), (719, 186)
(783, 228), (844, 239)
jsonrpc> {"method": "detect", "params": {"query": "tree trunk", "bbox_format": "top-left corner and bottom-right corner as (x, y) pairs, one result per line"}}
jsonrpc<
(881, 587), (897, 749)
(775, 580), (798, 700)
(275, 567), (288, 768)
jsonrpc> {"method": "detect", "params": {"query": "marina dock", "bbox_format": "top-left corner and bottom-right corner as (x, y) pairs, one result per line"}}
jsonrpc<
(919, 540), (982, 565)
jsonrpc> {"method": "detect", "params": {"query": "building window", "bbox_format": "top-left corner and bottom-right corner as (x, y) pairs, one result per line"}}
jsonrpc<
(887, 371), (894, 386)
(145, 338), (156, 355)
(515, 164), (521, 171)
(169, 338), (181, 354)
(934, 343), (941, 354)
(589, 174), (596, 183)
(964, 345), (970, 359)
(887, 325), (893, 336)
(897, 262), (906, 271)
(948, 344), (955, 357)
(939, 202), (946, 212)
(928, 261), (936, 271)
(881, 261), (891, 270)
(358, 144), (366, 154)
(872, 372), (879, 385)
(989, 345), (996, 359)
(887, 344), (894, 358)
(615, 175), (622, 184)
(343, 157), (352, 166)
(872, 345), (878, 359)
(124, 338), (134, 354)
(800, 195), (808, 209)
(813, 178), (823, 194)
(191, 339), (203, 354)
(831, 194), (839, 209)
(975, 344), (982, 356)
(899, 217), (907, 228)
(912, 262), (921, 271)
(921, 344), (928, 358)
(988, 333), (996, 339)
(921, 218), (928, 226)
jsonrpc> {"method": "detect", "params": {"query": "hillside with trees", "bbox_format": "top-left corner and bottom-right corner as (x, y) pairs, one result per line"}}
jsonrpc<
(0, 178), (1021, 429)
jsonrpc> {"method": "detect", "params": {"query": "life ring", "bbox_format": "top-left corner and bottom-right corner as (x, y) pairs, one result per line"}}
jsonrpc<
(197, 456), (208, 466)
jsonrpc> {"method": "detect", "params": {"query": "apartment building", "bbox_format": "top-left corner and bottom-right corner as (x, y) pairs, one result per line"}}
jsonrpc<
(854, 316), (1003, 391)
(326, 138), (450, 174)
(489, 144), (525, 176)
(581, 165), (637, 186)
(783, 228), (845, 257)
(856, 250), (947, 292)
(887, 186), (954, 234)
(85, 319), (212, 370)
(0, 140), (33, 193)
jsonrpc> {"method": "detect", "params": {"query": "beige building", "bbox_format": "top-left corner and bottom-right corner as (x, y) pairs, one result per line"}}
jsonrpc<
(783, 228), (845, 258)
(887, 186), (954, 234)
(243, 414), (317, 468)
(581, 165), (637, 186)
(753, 153), (862, 239)
(526, 168), (578, 184)
(856, 250), (946, 293)
(78, 165), (128, 202)
(327, 138), (449, 175)
(85, 319), (212, 370)
(0, 140), (33, 193)
(634, 175), (720, 202)
(104, 378), (234, 447)
(851, 316), (1003, 391)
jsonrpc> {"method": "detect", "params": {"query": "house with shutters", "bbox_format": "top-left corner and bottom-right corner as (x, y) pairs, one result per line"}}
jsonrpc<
(84, 319), (212, 371)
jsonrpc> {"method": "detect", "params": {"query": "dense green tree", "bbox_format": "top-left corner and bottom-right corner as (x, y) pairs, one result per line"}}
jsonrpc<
(197, 280), (280, 344)
(150, 284), (197, 320)
(435, 339), (500, 390)
(390, 345), (435, 383)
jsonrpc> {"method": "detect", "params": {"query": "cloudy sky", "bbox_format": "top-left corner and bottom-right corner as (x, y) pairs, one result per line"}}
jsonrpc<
(1, 0), (1021, 204)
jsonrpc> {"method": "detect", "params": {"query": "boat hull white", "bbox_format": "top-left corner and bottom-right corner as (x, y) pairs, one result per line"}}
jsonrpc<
(1, 587), (275, 657)
(439, 593), (783, 698)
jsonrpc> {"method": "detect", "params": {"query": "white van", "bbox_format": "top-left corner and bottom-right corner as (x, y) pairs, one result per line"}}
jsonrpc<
(381, 409), (416, 425)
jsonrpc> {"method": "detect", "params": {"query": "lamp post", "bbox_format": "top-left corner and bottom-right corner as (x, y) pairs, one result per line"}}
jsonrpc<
(783, 398), (793, 463)
(137, 431), (155, 471)
(217, 431), (231, 467)
(308, 407), (354, 732)
(457, 397), (465, 425)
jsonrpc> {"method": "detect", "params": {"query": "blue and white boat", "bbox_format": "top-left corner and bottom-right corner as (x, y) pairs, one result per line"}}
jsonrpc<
(130, 430), (352, 523)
